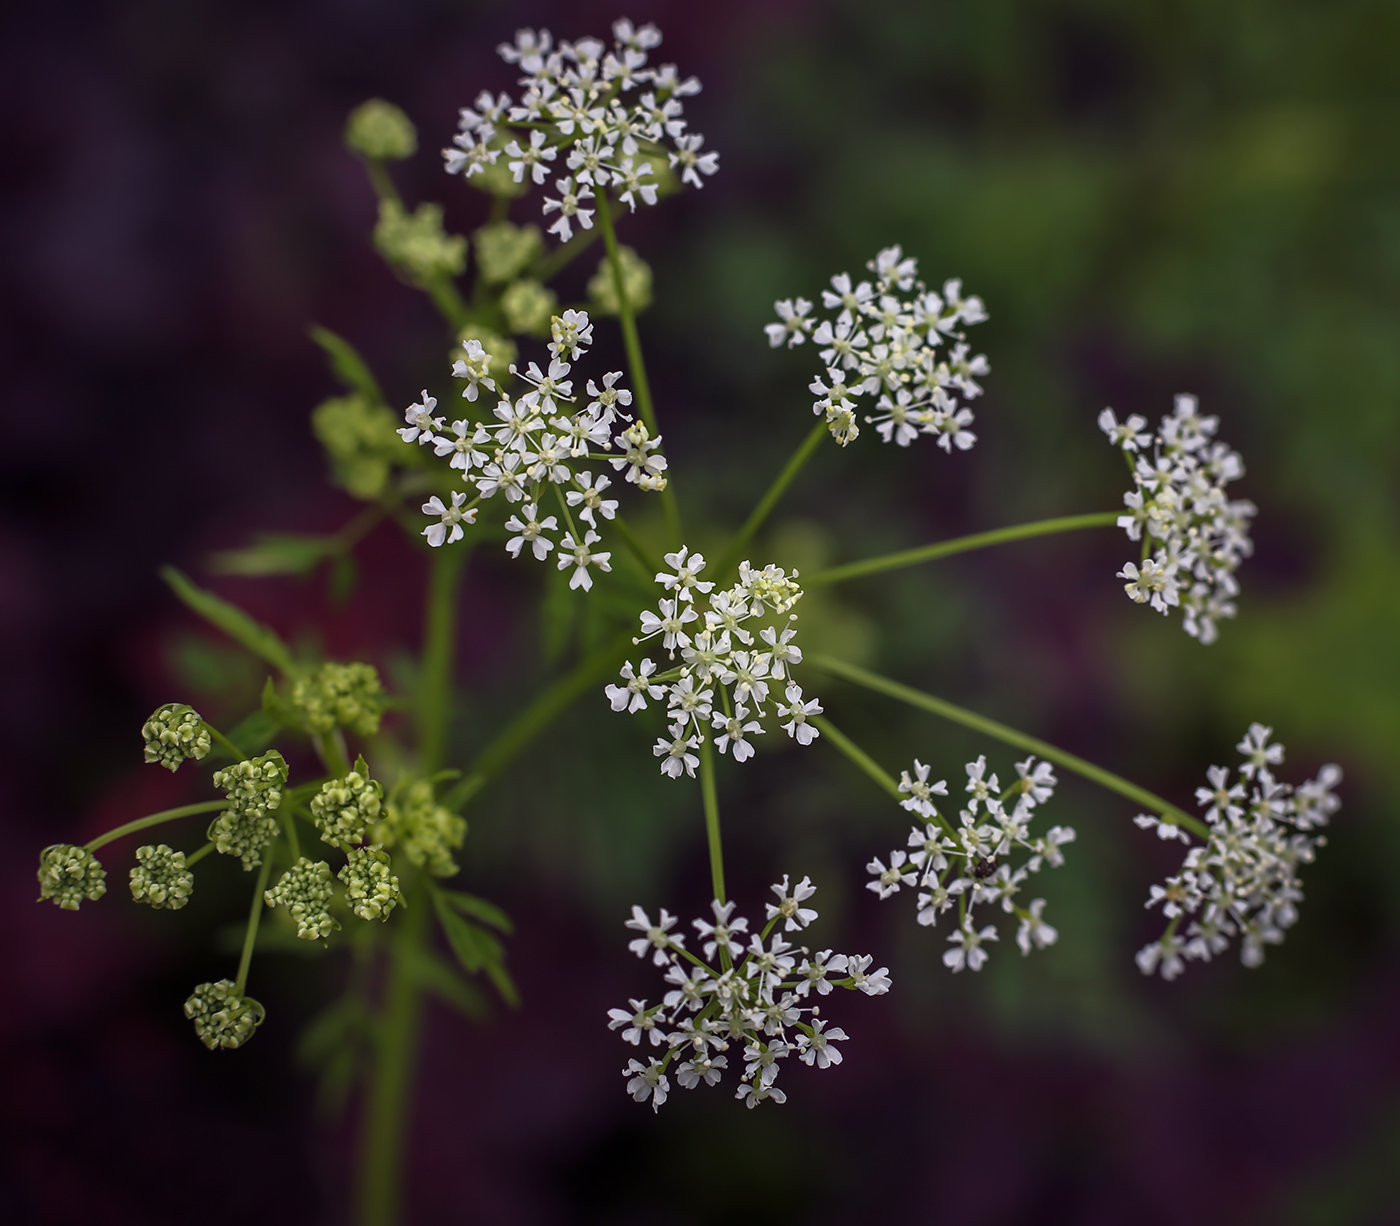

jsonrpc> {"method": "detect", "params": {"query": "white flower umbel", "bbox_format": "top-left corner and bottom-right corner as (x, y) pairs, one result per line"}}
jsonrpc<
(1135, 724), (1341, 979)
(611, 880), (885, 1111)
(444, 21), (715, 216)
(767, 247), (990, 451)
(608, 550), (820, 776)
(1101, 395), (1256, 643)
(866, 754), (1075, 972)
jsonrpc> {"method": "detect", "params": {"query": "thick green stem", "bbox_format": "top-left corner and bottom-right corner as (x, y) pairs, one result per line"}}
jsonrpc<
(365, 159), (403, 208)
(699, 737), (726, 904)
(419, 544), (470, 774)
(315, 731), (351, 779)
(357, 883), (427, 1226)
(714, 418), (828, 581)
(84, 801), (230, 853)
(807, 512), (1122, 586)
(807, 653), (1210, 838)
(235, 853), (275, 995)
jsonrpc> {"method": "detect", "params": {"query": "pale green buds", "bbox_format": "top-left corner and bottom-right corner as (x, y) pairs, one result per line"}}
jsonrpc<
(501, 279), (558, 337)
(37, 844), (107, 910)
(587, 247), (653, 315)
(344, 98), (417, 161)
(141, 703), (211, 771)
(265, 858), (340, 941)
(374, 200), (467, 286)
(338, 845), (401, 921)
(184, 980), (266, 1050)
(291, 661), (385, 737)
(210, 751), (288, 869)
(310, 764), (383, 850)
(374, 779), (467, 878)
(473, 222), (541, 284)
(129, 844), (193, 909)
(311, 394), (403, 501)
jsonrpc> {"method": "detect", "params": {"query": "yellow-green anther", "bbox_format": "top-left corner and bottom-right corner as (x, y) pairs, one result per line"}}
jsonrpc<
(501, 278), (558, 337)
(473, 221), (541, 284)
(338, 845), (401, 921)
(374, 199), (467, 285)
(588, 246), (653, 315)
(291, 661), (385, 737)
(344, 99), (417, 161)
(184, 980), (266, 1050)
(37, 844), (107, 910)
(129, 844), (194, 909)
(310, 768), (384, 850)
(141, 703), (211, 771)
(210, 750), (288, 869)
(264, 857), (340, 940)
(373, 778), (467, 878)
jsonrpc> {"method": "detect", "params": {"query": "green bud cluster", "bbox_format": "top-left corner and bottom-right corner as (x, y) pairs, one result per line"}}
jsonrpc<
(141, 703), (211, 771)
(291, 662), (384, 737)
(184, 980), (266, 1050)
(501, 279), (558, 337)
(265, 857), (340, 941)
(587, 246), (653, 315)
(375, 779), (467, 877)
(311, 394), (403, 501)
(37, 844), (107, 910)
(310, 767), (383, 850)
(375, 200), (467, 286)
(129, 844), (194, 909)
(344, 98), (417, 161)
(338, 845), (401, 921)
(210, 751), (288, 869)
(473, 222), (541, 284)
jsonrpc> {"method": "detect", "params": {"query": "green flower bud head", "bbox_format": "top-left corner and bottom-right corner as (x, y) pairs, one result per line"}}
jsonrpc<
(374, 200), (467, 286)
(37, 844), (107, 910)
(184, 980), (266, 1050)
(452, 326), (516, 384)
(375, 779), (467, 877)
(311, 760), (384, 850)
(501, 279), (558, 337)
(291, 662), (385, 737)
(344, 98), (417, 161)
(141, 703), (211, 771)
(210, 750), (288, 869)
(311, 394), (403, 501)
(587, 247), (653, 315)
(473, 221), (541, 284)
(338, 845), (401, 921)
(265, 858), (340, 941)
(129, 844), (194, 910)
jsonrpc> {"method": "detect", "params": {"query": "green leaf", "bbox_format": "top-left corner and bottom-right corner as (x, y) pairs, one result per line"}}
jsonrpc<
(224, 708), (280, 757)
(208, 533), (335, 577)
(309, 325), (386, 405)
(431, 893), (519, 1006)
(435, 888), (513, 934)
(296, 994), (371, 1118)
(408, 950), (488, 1020)
(161, 567), (297, 676)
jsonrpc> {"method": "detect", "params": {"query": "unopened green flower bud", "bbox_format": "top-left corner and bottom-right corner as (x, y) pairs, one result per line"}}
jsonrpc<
(129, 844), (193, 910)
(452, 326), (516, 384)
(291, 662), (385, 737)
(37, 844), (107, 910)
(374, 199), (467, 285)
(587, 247), (653, 315)
(311, 394), (403, 501)
(374, 779), (467, 878)
(344, 98), (417, 161)
(338, 845), (401, 921)
(501, 279), (558, 337)
(184, 980), (266, 1050)
(265, 857), (340, 941)
(310, 766), (383, 850)
(141, 703), (211, 771)
(473, 222), (541, 284)
(210, 751), (288, 870)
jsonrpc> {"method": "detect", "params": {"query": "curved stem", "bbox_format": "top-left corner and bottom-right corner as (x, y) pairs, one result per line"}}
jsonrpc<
(699, 736), (726, 905)
(202, 723), (247, 761)
(714, 419), (828, 581)
(84, 801), (230, 853)
(235, 852), (275, 996)
(184, 841), (216, 868)
(807, 653), (1209, 838)
(610, 513), (661, 578)
(420, 543), (471, 774)
(807, 512), (1121, 586)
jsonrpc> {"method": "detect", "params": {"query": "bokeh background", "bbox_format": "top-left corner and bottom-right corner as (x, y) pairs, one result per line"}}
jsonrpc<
(4, 0), (1399, 1222)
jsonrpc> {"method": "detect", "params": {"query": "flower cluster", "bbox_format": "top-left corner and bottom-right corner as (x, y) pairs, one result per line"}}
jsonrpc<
(1101, 395), (1256, 644)
(141, 703), (211, 771)
(291, 662), (385, 737)
(184, 980), (265, 1050)
(37, 844), (107, 910)
(338, 846), (402, 921)
(209, 751), (289, 870)
(766, 246), (989, 450)
(443, 21), (716, 240)
(265, 857), (340, 941)
(129, 844), (194, 910)
(606, 550), (820, 776)
(865, 755), (1074, 970)
(374, 778), (467, 877)
(611, 878), (889, 1111)
(310, 763), (384, 851)
(405, 308), (666, 592)
(1134, 725), (1342, 979)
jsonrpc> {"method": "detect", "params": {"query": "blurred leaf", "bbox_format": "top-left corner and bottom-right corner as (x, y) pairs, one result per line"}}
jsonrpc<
(309, 325), (386, 405)
(161, 567), (296, 676)
(329, 552), (359, 604)
(434, 887), (514, 934)
(431, 889), (519, 1006)
(296, 992), (372, 1118)
(208, 533), (335, 577)
(407, 949), (489, 1020)
(261, 675), (303, 729)
(224, 708), (280, 757)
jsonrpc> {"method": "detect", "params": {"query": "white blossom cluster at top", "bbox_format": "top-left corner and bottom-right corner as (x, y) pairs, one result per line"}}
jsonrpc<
(1134, 724), (1342, 979)
(1101, 394), (1256, 643)
(612, 877), (890, 1111)
(403, 309), (666, 591)
(765, 246), (990, 450)
(443, 21), (717, 242)
(865, 754), (1075, 971)
(606, 549), (823, 776)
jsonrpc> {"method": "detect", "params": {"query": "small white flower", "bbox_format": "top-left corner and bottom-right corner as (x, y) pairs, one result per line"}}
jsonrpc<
(398, 390), (443, 444)
(765, 875), (818, 931)
(653, 727), (699, 779)
(421, 492), (476, 547)
(778, 682), (822, 745)
(503, 504), (558, 560)
(607, 659), (665, 713)
(557, 529), (611, 591)
(623, 1058), (669, 1112)
(625, 905), (683, 965)
(765, 297), (815, 349)
(797, 1017), (848, 1068)
(898, 759), (948, 818)
(866, 850), (916, 899)
(943, 920), (998, 973)
(607, 998), (662, 1047)
(1015, 899), (1058, 955)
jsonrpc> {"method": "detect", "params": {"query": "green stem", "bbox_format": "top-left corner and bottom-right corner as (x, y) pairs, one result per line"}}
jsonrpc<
(699, 736), (726, 905)
(202, 723), (247, 761)
(807, 512), (1122, 586)
(280, 808), (301, 861)
(714, 419), (828, 581)
(807, 653), (1210, 838)
(813, 715), (957, 839)
(533, 223), (602, 283)
(235, 853), (275, 995)
(424, 275), (471, 332)
(419, 543), (470, 774)
(365, 159), (403, 208)
(84, 802), (230, 853)
(184, 841), (216, 868)
(610, 513), (661, 578)
(315, 732), (351, 779)
(357, 882), (427, 1226)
